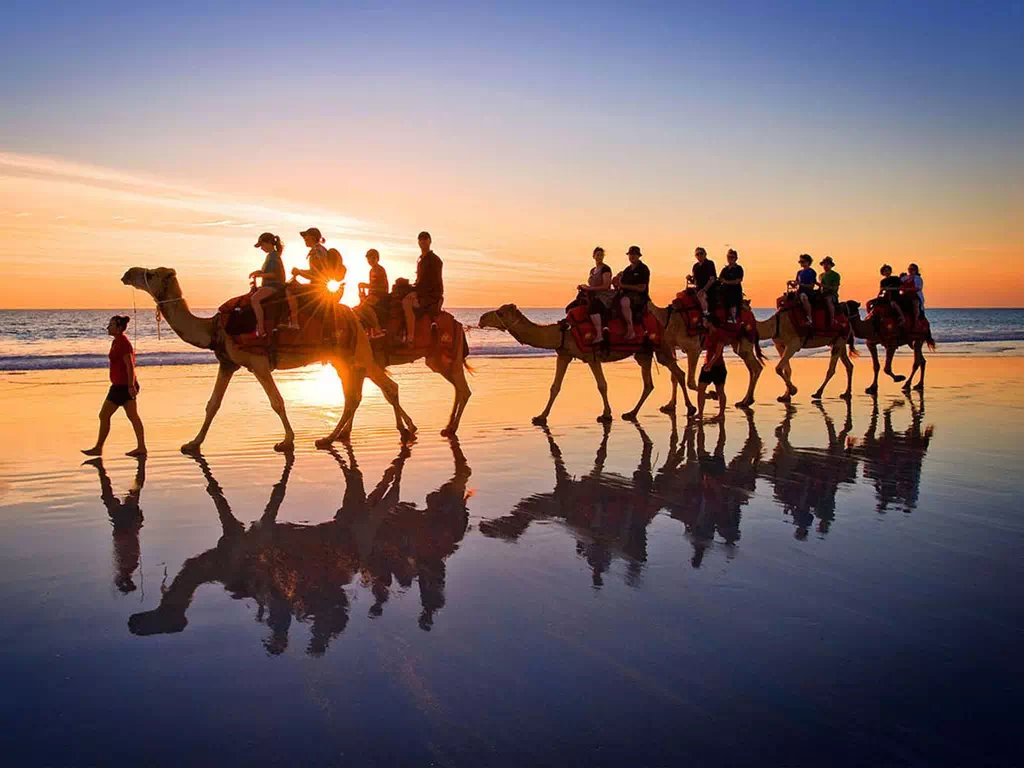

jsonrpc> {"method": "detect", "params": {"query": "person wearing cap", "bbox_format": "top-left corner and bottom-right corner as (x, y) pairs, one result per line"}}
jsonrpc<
(819, 256), (840, 327)
(692, 247), (717, 318)
(718, 249), (743, 323)
(355, 248), (389, 333)
(402, 231), (443, 346)
(250, 232), (287, 337)
(615, 245), (650, 341)
(791, 254), (817, 319)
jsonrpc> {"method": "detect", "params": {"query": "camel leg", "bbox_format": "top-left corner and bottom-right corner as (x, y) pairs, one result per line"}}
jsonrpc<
(774, 341), (798, 401)
(686, 343), (700, 390)
(660, 375), (678, 414)
(587, 359), (614, 423)
(905, 341), (926, 391)
(883, 345), (906, 383)
(840, 343), (854, 399)
(365, 364), (417, 437)
(183, 362), (237, 453)
(250, 360), (294, 452)
(318, 362), (362, 447)
(865, 343), (881, 394)
(812, 344), (842, 400)
(440, 363), (472, 437)
(533, 353), (572, 425)
(623, 355), (655, 421)
(735, 341), (763, 407)
(661, 354), (695, 417)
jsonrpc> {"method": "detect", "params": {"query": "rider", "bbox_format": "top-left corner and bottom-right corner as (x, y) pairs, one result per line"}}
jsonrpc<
(902, 263), (925, 324)
(402, 231), (443, 346)
(819, 256), (840, 327)
(355, 248), (389, 333)
(878, 264), (905, 324)
(576, 246), (614, 339)
(718, 249), (743, 323)
(792, 254), (817, 319)
(250, 232), (287, 337)
(615, 245), (650, 341)
(692, 246), (717, 318)
(288, 228), (345, 326)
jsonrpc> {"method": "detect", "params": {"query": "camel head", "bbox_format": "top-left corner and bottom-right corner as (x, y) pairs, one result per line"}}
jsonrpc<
(121, 267), (179, 303)
(478, 303), (520, 332)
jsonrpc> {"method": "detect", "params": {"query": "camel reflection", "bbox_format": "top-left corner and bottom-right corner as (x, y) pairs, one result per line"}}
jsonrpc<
(655, 410), (762, 567)
(762, 402), (858, 539)
(85, 457), (146, 594)
(128, 440), (471, 654)
(854, 392), (934, 515)
(480, 422), (659, 587)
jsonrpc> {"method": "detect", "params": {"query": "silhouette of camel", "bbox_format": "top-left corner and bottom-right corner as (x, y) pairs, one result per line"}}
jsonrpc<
(84, 457), (146, 594)
(128, 440), (471, 653)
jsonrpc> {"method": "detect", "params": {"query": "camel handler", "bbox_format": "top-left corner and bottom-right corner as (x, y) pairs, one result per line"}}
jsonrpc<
(402, 231), (444, 347)
(354, 248), (389, 334)
(819, 256), (840, 327)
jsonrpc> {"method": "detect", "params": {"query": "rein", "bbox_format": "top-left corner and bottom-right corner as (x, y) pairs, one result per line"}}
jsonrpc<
(141, 271), (184, 340)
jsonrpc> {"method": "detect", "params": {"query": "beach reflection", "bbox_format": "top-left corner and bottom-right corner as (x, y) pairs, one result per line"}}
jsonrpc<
(128, 439), (471, 652)
(85, 457), (146, 593)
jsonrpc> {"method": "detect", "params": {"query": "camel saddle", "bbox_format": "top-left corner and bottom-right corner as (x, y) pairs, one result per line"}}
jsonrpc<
(672, 290), (758, 346)
(670, 290), (705, 335)
(372, 306), (464, 371)
(866, 302), (932, 345)
(216, 288), (353, 356)
(564, 305), (663, 354)
(777, 292), (850, 337)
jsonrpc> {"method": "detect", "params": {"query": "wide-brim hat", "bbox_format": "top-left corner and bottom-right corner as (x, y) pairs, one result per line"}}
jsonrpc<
(627, 245), (642, 256)
(820, 256), (835, 266)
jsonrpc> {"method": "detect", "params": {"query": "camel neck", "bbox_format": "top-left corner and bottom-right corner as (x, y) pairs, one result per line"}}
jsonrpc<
(156, 280), (215, 350)
(505, 313), (563, 350)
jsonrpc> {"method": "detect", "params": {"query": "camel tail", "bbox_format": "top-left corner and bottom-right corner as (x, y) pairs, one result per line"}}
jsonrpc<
(847, 331), (860, 358)
(926, 330), (936, 352)
(751, 322), (767, 362)
(460, 325), (475, 375)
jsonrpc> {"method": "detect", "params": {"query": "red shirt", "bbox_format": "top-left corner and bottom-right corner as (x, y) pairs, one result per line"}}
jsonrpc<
(109, 334), (134, 386)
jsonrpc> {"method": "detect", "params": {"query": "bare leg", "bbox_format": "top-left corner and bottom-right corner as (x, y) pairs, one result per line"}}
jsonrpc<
(286, 290), (300, 329)
(716, 384), (727, 420)
(623, 354), (654, 420)
(533, 353), (571, 425)
(250, 359), (295, 452)
(183, 362), (237, 453)
(800, 293), (812, 319)
(589, 313), (604, 338)
(83, 398), (118, 455)
(696, 383), (708, 419)
(587, 360), (613, 422)
(122, 400), (147, 456)
(621, 297), (635, 340)
(402, 292), (418, 344)
(251, 286), (274, 336)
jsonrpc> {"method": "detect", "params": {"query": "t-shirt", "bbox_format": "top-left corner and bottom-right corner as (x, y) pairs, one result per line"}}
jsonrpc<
(588, 263), (612, 288)
(368, 264), (388, 297)
(796, 267), (816, 287)
(621, 261), (651, 302)
(261, 250), (286, 286)
(415, 250), (444, 310)
(903, 274), (925, 307)
(109, 334), (134, 386)
(720, 264), (743, 285)
(693, 259), (717, 290)
(880, 276), (902, 293)
(820, 269), (840, 297)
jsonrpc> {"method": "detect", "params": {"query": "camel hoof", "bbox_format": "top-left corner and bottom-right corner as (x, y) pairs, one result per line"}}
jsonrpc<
(596, 414), (614, 424)
(734, 400), (752, 408)
(274, 441), (294, 453)
(777, 395), (791, 403)
(892, 374), (906, 382)
(811, 391), (823, 401)
(440, 428), (457, 437)
(865, 385), (877, 395)
(687, 382), (698, 392)
(912, 383), (924, 392)
(686, 405), (697, 417)
(621, 412), (638, 422)
(901, 383), (912, 393)
(181, 442), (201, 455)
(659, 403), (676, 414)
(839, 392), (852, 401)
(531, 415), (548, 426)
(314, 437), (333, 449)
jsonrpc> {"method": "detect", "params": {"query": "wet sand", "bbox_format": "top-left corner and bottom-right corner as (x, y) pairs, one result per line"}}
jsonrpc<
(2, 356), (1023, 766)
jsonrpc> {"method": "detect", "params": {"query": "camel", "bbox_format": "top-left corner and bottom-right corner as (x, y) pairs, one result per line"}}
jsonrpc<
(754, 307), (856, 402)
(478, 303), (764, 424)
(122, 267), (416, 452)
(846, 305), (934, 394)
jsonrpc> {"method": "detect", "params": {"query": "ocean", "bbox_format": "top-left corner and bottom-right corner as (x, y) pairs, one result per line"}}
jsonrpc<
(2, 307), (1024, 372)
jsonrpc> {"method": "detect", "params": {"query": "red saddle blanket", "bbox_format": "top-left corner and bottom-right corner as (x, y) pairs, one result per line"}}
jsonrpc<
(777, 294), (850, 337)
(217, 291), (351, 355)
(866, 303), (931, 344)
(671, 291), (705, 335)
(377, 309), (463, 368)
(705, 307), (759, 348)
(565, 305), (663, 353)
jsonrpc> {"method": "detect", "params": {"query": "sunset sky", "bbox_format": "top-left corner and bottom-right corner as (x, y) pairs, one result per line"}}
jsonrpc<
(1, 1), (1021, 309)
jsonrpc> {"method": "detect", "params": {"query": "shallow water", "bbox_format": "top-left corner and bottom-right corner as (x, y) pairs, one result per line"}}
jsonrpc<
(1, 357), (1023, 766)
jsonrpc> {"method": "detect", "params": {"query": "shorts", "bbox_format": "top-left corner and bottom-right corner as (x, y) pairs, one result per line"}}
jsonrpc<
(699, 364), (727, 387)
(106, 384), (136, 406)
(618, 292), (648, 312)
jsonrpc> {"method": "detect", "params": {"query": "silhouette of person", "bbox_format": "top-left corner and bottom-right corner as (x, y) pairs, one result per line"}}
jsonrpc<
(85, 457), (146, 593)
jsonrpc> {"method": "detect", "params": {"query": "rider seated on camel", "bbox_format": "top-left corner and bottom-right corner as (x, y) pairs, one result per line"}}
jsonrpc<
(355, 248), (388, 334)
(877, 264), (905, 325)
(614, 245), (650, 342)
(692, 246), (717, 318)
(791, 253), (817, 319)
(288, 228), (345, 322)
(402, 231), (443, 346)
(576, 246), (614, 341)
(819, 256), (841, 327)
(901, 263), (925, 325)
(250, 232), (287, 337)
(718, 249), (743, 323)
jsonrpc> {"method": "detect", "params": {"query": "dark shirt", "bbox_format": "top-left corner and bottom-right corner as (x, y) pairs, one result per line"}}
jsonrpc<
(880, 275), (902, 293)
(693, 259), (717, 291)
(796, 267), (816, 286)
(369, 264), (388, 297)
(621, 260), (651, 302)
(720, 264), (743, 285)
(415, 250), (444, 310)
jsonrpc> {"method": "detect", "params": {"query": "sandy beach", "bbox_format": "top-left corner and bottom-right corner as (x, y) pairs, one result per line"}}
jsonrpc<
(1, 355), (1023, 765)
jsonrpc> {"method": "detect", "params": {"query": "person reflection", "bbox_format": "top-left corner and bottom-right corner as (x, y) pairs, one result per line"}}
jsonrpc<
(856, 391), (934, 515)
(85, 457), (146, 593)
(763, 401), (858, 539)
(480, 421), (658, 587)
(128, 441), (470, 653)
(655, 409), (762, 567)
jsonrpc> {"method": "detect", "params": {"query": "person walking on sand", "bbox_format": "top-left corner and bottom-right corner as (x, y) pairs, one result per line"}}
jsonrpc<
(402, 231), (444, 346)
(82, 315), (147, 457)
(696, 339), (727, 422)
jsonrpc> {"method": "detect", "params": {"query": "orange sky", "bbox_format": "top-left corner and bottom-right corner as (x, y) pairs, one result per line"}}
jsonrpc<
(1, 151), (1021, 309)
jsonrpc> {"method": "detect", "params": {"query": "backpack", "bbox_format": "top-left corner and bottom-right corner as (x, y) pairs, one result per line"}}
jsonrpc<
(322, 248), (344, 280)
